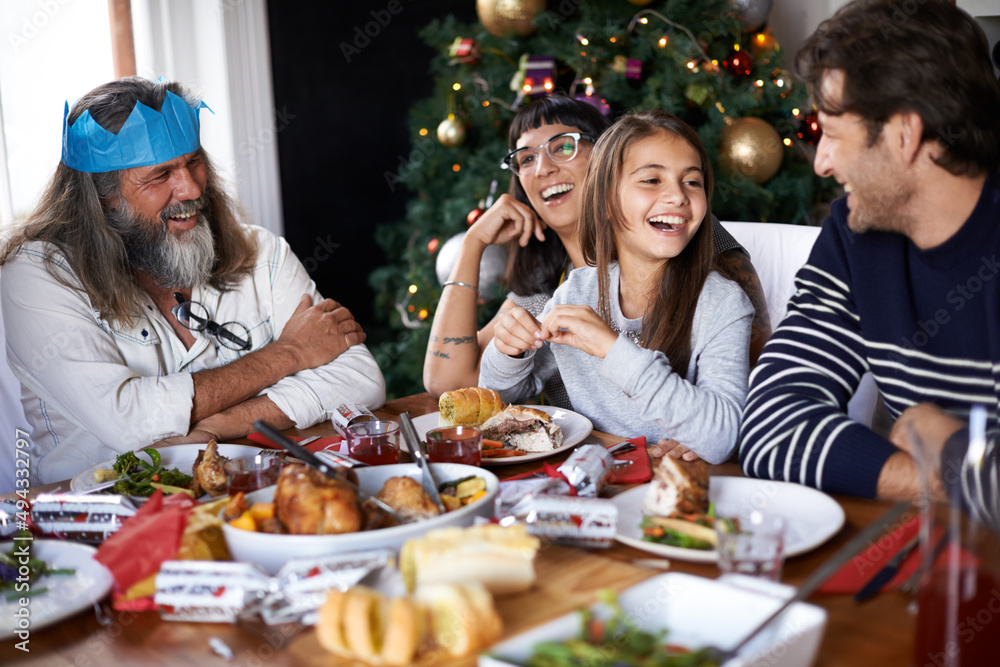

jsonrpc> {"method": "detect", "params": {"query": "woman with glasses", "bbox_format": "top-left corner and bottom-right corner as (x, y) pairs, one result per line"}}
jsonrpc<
(423, 96), (770, 411)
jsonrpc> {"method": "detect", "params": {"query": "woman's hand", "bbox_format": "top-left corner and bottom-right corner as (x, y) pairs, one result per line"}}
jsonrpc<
(464, 194), (546, 251)
(539, 305), (619, 358)
(493, 306), (543, 357)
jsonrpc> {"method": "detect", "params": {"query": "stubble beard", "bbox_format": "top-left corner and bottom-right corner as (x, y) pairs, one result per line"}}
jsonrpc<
(108, 195), (217, 289)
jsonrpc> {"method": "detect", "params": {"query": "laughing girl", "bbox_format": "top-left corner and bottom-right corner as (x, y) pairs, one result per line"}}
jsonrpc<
(478, 111), (752, 463)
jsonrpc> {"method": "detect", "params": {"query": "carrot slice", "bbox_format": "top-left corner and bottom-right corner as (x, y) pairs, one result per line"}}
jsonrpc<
(481, 449), (526, 458)
(482, 439), (505, 449)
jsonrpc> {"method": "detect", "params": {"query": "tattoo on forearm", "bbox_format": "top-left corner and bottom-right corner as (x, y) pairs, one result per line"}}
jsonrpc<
(443, 336), (475, 345)
(429, 350), (451, 359)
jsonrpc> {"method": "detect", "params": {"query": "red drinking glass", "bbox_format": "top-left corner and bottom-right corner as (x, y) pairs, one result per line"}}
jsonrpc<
(346, 420), (400, 466)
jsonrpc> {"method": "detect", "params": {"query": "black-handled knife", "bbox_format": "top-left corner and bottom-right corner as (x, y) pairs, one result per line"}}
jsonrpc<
(854, 532), (921, 602)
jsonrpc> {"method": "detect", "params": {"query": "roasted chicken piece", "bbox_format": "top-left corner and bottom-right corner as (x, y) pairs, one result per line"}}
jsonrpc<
(191, 440), (230, 497)
(274, 464), (363, 535)
(376, 476), (442, 521)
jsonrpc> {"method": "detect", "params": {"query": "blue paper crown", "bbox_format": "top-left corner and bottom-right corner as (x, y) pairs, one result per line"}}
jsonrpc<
(61, 90), (212, 173)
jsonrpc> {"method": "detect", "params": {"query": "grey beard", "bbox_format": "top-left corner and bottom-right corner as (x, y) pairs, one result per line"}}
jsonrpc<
(109, 199), (216, 289)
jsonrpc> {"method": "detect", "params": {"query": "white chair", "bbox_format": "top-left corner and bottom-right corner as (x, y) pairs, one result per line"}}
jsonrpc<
(721, 221), (880, 429)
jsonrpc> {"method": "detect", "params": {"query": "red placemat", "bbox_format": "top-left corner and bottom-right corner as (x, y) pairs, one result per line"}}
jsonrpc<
(503, 437), (651, 486)
(247, 432), (344, 454)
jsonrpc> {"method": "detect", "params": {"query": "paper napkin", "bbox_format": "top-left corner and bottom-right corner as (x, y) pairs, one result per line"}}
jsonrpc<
(247, 432), (343, 454)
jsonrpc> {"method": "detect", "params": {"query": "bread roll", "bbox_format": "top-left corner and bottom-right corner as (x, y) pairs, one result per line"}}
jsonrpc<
(413, 581), (502, 657)
(400, 523), (540, 595)
(439, 387), (505, 427)
(315, 582), (499, 664)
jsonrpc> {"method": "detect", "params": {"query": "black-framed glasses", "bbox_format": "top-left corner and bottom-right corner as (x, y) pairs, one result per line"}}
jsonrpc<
(171, 292), (252, 351)
(501, 132), (596, 176)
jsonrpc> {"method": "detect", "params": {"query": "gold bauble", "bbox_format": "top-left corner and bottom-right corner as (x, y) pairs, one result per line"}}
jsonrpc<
(476, 0), (546, 37)
(718, 117), (783, 184)
(436, 116), (466, 147)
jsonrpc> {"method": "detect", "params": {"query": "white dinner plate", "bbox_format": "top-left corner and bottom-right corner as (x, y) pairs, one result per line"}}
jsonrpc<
(611, 476), (845, 563)
(480, 572), (827, 667)
(0, 540), (114, 640)
(70, 443), (266, 493)
(408, 405), (593, 466)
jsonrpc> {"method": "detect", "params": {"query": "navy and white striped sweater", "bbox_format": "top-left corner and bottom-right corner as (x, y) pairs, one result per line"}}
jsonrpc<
(739, 174), (1000, 517)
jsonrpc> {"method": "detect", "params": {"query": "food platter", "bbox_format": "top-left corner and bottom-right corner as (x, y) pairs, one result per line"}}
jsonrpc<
(480, 572), (827, 667)
(222, 462), (499, 574)
(409, 405), (593, 466)
(610, 476), (846, 563)
(0, 540), (114, 640)
(69, 443), (266, 494)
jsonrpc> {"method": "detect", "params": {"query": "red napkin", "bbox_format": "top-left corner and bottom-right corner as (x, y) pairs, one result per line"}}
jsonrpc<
(503, 437), (651, 486)
(247, 432), (343, 454)
(817, 516), (981, 595)
(96, 490), (195, 593)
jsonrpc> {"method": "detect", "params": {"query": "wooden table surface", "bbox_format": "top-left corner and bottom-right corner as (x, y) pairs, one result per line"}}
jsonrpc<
(2, 393), (917, 666)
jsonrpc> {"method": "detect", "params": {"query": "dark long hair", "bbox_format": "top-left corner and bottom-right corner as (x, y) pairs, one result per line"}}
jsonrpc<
(0, 77), (257, 326)
(579, 111), (714, 378)
(795, 0), (1000, 176)
(505, 95), (610, 295)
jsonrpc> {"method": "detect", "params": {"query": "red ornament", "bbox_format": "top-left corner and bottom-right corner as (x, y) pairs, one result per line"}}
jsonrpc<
(723, 48), (753, 77)
(448, 37), (480, 65)
(467, 208), (485, 225)
(797, 112), (822, 145)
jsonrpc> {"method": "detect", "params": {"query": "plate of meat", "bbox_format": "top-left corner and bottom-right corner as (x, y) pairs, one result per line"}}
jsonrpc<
(70, 443), (266, 500)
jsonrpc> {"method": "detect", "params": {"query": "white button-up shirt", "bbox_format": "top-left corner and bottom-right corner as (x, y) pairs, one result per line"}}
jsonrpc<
(2, 224), (385, 484)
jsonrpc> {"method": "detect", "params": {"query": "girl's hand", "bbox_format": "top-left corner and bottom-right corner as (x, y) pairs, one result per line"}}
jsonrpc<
(539, 304), (619, 358)
(464, 194), (546, 251)
(493, 306), (544, 357)
(649, 438), (702, 462)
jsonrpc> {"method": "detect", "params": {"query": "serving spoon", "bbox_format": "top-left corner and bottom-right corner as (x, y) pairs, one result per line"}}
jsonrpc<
(253, 420), (411, 524)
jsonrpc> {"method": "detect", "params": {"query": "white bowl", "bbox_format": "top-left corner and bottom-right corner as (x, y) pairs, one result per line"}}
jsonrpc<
(480, 572), (827, 667)
(222, 463), (498, 574)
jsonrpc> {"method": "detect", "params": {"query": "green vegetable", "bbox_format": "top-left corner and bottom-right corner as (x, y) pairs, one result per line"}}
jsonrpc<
(494, 590), (721, 667)
(107, 448), (192, 498)
(0, 530), (75, 601)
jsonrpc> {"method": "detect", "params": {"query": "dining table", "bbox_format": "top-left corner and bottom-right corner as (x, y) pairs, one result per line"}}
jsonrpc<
(1, 392), (918, 666)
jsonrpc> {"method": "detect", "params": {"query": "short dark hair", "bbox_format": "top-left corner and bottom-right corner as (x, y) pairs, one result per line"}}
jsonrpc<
(795, 0), (1000, 176)
(505, 95), (611, 295)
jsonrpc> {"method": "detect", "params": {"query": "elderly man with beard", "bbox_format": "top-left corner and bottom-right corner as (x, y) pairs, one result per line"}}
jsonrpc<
(737, 0), (1000, 525)
(0, 77), (385, 484)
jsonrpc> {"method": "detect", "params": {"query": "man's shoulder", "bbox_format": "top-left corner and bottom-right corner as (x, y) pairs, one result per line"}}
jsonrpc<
(3, 240), (75, 277)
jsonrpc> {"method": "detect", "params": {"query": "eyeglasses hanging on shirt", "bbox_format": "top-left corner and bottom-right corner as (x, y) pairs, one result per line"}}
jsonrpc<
(171, 292), (252, 351)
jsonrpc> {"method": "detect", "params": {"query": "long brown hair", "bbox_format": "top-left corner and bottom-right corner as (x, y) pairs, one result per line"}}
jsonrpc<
(795, 0), (1000, 176)
(579, 111), (714, 378)
(0, 77), (257, 326)
(505, 95), (610, 295)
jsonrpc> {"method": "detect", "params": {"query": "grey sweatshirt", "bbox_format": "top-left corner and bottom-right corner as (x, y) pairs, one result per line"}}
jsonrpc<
(479, 263), (753, 464)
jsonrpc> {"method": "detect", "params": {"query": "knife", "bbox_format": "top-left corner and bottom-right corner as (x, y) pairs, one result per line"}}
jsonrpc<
(398, 412), (446, 514)
(854, 532), (921, 602)
(253, 420), (408, 523)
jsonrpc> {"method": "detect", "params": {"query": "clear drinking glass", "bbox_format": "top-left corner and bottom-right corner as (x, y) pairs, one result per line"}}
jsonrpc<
(345, 420), (400, 466)
(425, 426), (482, 466)
(715, 511), (786, 581)
(909, 409), (1000, 666)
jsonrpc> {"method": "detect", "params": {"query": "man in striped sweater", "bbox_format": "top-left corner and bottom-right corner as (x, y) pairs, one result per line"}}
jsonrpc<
(738, 0), (1000, 528)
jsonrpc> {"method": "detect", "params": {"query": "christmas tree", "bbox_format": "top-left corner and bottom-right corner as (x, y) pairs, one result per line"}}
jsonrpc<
(369, 0), (835, 399)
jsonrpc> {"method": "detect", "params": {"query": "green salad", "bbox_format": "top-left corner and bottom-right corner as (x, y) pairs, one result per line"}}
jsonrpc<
(105, 447), (193, 497)
(0, 531), (75, 600)
(507, 590), (721, 667)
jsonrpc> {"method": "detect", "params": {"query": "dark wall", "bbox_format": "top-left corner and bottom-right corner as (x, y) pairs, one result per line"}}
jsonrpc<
(266, 0), (477, 327)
